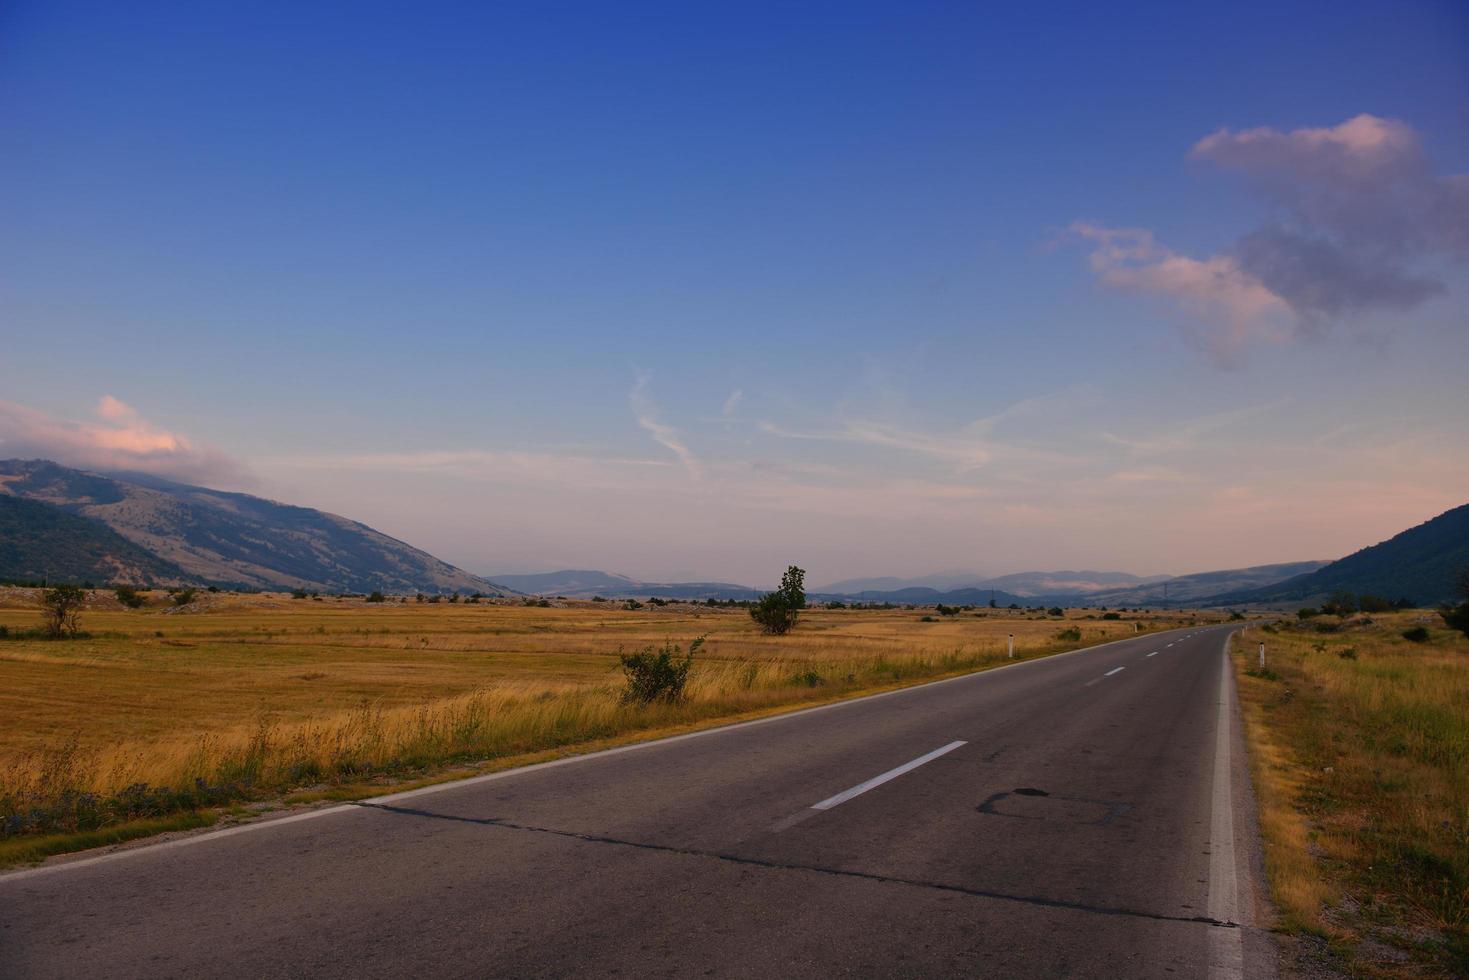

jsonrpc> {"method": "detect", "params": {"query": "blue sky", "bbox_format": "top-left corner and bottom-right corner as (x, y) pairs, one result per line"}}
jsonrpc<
(2, 1), (1467, 585)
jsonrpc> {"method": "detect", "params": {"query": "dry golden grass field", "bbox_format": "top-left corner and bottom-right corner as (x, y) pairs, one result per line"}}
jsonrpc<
(1232, 613), (1468, 978)
(0, 588), (1204, 863)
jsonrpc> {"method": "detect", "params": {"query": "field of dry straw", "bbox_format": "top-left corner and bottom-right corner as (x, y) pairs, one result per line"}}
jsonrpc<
(1232, 611), (1467, 978)
(0, 589), (1197, 861)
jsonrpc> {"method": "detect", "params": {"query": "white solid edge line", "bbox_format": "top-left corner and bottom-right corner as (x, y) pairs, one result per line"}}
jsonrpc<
(1146, 652), (1159, 657)
(0, 624), (1215, 885)
(1206, 632), (1245, 980)
(811, 741), (967, 811)
(1103, 666), (1125, 676)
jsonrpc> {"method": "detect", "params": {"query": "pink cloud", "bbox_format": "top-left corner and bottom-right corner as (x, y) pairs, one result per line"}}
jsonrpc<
(1072, 115), (1466, 361)
(0, 397), (250, 487)
(1069, 222), (1289, 362)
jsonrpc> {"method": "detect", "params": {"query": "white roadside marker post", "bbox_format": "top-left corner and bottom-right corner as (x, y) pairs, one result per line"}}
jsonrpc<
(1008, 633), (1014, 659)
(1259, 642), (1266, 668)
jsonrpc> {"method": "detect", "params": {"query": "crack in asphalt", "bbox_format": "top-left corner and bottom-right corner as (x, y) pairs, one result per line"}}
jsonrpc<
(355, 801), (1240, 930)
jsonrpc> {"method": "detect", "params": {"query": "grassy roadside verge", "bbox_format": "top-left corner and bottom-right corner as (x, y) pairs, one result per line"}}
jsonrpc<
(1, 624), (1174, 869)
(1230, 615), (1467, 978)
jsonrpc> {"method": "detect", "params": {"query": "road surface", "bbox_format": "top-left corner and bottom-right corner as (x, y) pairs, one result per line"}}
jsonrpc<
(0, 624), (1276, 978)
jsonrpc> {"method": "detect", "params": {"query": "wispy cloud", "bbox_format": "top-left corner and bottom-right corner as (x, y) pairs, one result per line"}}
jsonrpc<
(756, 418), (992, 471)
(629, 374), (703, 480)
(1072, 114), (1466, 361)
(721, 388), (743, 417)
(0, 397), (250, 487)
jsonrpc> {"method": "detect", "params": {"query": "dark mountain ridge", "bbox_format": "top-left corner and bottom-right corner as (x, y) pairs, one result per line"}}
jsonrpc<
(1218, 504), (1469, 606)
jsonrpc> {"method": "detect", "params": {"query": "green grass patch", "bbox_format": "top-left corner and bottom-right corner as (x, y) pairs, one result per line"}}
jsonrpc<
(0, 810), (217, 869)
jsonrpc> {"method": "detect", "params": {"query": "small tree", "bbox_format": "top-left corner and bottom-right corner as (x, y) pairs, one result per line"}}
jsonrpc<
(749, 565), (806, 635)
(366, 591), (386, 603)
(40, 585), (86, 638)
(114, 585), (146, 609)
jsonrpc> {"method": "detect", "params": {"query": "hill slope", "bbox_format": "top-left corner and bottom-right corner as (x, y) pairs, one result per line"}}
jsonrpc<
(1223, 504), (1469, 605)
(0, 459), (513, 595)
(0, 494), (187, 585)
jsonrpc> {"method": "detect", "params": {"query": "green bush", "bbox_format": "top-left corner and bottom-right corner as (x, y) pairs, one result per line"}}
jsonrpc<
(1047, 607), (1064, 617)
(1102, 612), (1122, 621)
(1401, 626), (1430, 643)
(114, 586), (146, 609)
(172, 587), (197, 606)
(618, 636), (702, 705)
(1055, 627), (1082, 642)
(366, 591), (385, 603)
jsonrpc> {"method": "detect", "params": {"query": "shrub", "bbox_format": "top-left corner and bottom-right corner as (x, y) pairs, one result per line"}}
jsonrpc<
(935, 604), (960, 616)
(114, 586), (146, 609)
(1297, 607), (1320, 620)
(1055, 627), (1082, 642)
(826, 600), (846, 609)
(1047, 607), (1064, 617)
(40, 585), (86, 638)
(1338, 647), (1358, 660)
(749, 565), (807, 636)
(292, 590), (309, 600)
(1401, 626), (1430, 643)
(919, 615), (936, 622)
(1228, 611), (1245, 621)
(618, 636), (702, 704)
(591, 595), (607, 602)
(366, 591), (385, 603)
(172, 588), (197, 606)
(1102, 612), (1122, 621)
(1440, 603), (1469, 639)
(1358, 594), (1393, 614)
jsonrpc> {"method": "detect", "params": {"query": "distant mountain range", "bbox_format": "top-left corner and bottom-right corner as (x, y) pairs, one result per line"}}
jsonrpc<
(1216, 503), (1469, 606)
(487, 569), (762, 600)
(798, 562), (1322, 608)
(1034, 562), (1330, 607)
(0, 459), (513, 595)
(487, 562), (1319, 607)
(6, 457), (1459, 608)
(815, 569), (1171, 598)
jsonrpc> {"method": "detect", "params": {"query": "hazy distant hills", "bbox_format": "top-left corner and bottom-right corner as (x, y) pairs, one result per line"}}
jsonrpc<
(815, 571), (990, 594)
(813, 564), (1317, 606)
(488, 568), (762, 600)
(1041, 561), (1330, 607)
(0, 493), (187, 585)
(0, 459), (513, 595)
(1218, 503), (1469, 606)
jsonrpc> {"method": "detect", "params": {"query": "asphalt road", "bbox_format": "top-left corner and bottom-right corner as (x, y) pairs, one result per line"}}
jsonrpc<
(0, 624), (1277, 979)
